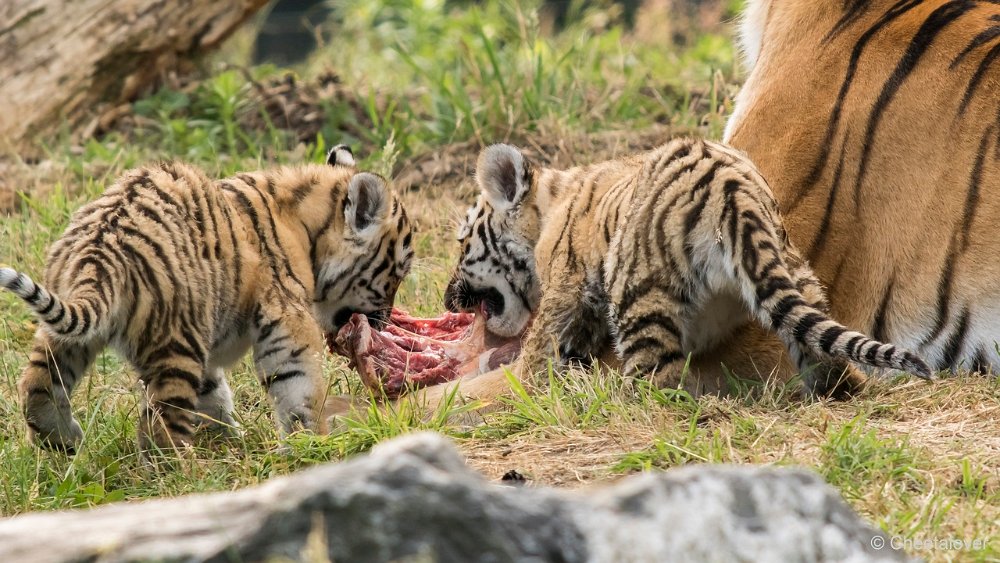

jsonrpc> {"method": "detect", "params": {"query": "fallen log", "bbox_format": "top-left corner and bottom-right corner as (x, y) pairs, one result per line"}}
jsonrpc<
(0, 0), (268, 156)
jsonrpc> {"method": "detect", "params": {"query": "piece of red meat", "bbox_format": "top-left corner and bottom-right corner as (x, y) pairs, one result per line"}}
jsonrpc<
(387, 308), (474, 341)
(328, 308), (520, 398)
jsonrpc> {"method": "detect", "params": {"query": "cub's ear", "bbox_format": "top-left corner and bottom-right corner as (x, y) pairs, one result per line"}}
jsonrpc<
(327, 144), (356, 167)
(345, 172), (390, 235)
(476, 144), (532, 210)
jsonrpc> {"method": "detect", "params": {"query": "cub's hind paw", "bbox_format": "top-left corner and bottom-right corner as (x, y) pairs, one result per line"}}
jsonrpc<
(802, 362), (868, 400)
(26, 417), (84, 454)
(195, 411), (241, 438)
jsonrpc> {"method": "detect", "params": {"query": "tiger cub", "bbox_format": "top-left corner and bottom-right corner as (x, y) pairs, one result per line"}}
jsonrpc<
(443, 139), (931, 398)
(0, 146), (414, 453)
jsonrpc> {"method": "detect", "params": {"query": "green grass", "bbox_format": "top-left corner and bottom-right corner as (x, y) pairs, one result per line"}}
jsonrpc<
(1, 2), (999, 561)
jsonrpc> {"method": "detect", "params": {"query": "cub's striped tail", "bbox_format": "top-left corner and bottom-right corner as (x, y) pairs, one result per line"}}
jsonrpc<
(0, 267), (109, 339)
(758, 282), (933, 380)
(719, 163), (934, 382)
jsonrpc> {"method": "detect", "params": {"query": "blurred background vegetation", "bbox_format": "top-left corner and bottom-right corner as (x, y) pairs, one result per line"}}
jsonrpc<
(78, 0), (742, 174)
(1, 0), (745, 215)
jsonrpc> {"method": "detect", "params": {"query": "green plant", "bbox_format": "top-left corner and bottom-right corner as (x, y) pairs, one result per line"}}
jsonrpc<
(820, 415), (920, 500)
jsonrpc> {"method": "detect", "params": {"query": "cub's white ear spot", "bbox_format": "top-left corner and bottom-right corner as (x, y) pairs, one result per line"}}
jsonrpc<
(327, 144), (356, 167)
(476, 144), (530, 208)
(346, 172), (390, 234)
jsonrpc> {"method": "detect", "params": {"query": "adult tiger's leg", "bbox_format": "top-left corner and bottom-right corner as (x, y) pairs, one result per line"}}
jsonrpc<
(251, 303), (327, 436)
(406, 359), (529, 418)
(688, 323), (792, 395)
(18, 330), (99, 452)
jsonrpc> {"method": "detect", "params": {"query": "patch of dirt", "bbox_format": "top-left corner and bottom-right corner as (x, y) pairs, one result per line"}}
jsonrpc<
(0, 179), (16, 214)
(633, 0), (732, 47)
(458, 425), (658, 488)
(0, 160), (25, 214)
(100, 68), (375, 145)
(0, 158), (72, 215)
(393, 124), (701, 198)
(236, 70), (370, 143)
(393, 140), (481, 196)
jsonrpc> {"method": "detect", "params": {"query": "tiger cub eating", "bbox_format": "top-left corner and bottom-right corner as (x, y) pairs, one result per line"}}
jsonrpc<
(442, 139), (931, 399)
(0, 146), (413, 453)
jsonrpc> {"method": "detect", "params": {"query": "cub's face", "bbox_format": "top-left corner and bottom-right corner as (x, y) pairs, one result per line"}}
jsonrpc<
(444, 144), (542, 338)
(313, 146), (414, 332)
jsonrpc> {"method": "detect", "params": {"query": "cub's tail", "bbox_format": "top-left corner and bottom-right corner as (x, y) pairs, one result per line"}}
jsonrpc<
(0, 267), (109, 339)
(742, 256), (933, 381)
(721, 174), (933, 381)
(764, 290), (933, 380)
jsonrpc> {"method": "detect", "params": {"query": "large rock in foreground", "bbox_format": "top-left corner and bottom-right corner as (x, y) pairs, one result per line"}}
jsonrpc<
(0, 432), (909, 562)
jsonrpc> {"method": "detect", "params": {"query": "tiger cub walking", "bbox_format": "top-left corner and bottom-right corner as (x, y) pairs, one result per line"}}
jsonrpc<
(1, 146), (413, 453)
(444, 139), (931, 397)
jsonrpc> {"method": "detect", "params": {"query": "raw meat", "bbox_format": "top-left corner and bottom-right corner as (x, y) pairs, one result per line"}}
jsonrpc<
(387, 309), (476, 341)
(328, 308), (521, 398)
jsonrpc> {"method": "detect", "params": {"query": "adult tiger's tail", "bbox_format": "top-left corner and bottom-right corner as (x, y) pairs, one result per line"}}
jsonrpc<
(0, 267), (111, 339)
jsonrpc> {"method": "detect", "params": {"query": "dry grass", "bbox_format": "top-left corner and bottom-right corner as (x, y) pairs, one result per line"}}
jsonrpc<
(454, 375), (999, 485)
(460, 425), (660, 486)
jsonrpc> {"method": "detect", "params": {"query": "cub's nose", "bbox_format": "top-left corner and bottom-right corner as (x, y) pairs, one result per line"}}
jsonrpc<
(444, 277), (505, 318)
(444, 276), (467, 313)
(476, 286), (505, 318)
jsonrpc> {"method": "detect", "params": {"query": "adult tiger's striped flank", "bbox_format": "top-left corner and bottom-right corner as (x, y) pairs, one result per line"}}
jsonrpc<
(434, 139), (930, 407)
(0, 145), (414, 454)
(726, 0), (1000, 374)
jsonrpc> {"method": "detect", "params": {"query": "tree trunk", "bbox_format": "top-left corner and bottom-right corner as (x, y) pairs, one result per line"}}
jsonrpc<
(0, 0), (269, 156)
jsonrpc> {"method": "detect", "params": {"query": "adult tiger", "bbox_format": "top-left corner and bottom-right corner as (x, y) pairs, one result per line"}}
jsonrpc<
(724, 0), (1000, 374)
(0, 146), (414, 454)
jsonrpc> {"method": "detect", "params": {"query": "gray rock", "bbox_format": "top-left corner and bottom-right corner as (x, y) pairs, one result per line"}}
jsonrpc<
(0, 432), (911, 562)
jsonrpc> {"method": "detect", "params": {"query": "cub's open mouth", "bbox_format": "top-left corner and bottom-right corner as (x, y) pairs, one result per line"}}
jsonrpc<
(327, 308), (521, 398)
